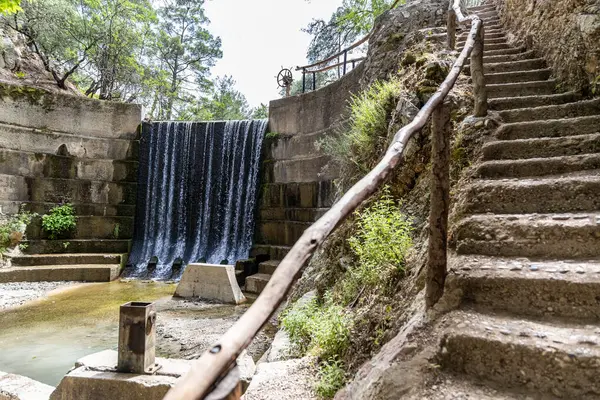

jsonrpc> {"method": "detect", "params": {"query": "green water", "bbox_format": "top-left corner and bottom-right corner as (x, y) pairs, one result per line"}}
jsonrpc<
(0, 281), (176, 386)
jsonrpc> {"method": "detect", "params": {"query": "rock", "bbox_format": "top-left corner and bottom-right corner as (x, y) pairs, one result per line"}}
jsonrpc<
(266, 329), (293, 362)
(0, 370), (54, 400)
(237, 350), (256, 393)
(241, 357), (317, 400)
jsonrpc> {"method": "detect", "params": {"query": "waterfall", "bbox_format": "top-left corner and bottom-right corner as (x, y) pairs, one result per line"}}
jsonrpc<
(126, 119), (267, 280)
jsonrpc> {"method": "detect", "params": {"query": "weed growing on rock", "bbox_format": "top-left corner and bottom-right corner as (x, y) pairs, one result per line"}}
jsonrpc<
(317, 77), (401, 190)
(42, 204), (77, 240)
(340, 187), (413, 304)
(315, 358), (346, 398)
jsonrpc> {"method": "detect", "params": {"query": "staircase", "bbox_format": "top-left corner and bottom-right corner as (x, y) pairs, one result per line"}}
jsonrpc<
(435, 3), (600, 398)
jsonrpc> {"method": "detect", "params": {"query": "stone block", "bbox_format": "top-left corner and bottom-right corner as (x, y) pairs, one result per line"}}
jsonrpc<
(174, 263), (246, 305)
(51, 350), (192, 400)
(0, 371), (54, 400)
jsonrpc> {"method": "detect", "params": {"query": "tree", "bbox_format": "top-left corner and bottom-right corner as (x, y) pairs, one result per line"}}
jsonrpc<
(0, 0), (21, 15)
(304, 0), (399, 69)
(154, 0), (222, 120)
(178, 75), (252, 121)
(251, 103), (268, 119)
(5, 0), (155, 95)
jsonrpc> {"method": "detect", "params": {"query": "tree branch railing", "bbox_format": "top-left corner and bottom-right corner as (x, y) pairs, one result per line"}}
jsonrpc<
(163, 1), (487, 398)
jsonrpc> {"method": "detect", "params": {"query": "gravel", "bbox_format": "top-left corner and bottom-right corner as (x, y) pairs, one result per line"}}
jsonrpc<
(0, 281), (77, 310)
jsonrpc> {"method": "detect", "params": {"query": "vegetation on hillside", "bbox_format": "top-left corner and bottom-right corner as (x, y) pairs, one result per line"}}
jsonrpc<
(282, 188), (413, 398)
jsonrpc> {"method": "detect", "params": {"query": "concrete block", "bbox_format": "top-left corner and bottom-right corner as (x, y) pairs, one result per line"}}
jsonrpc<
(174, 263), (246, 305)
(51, 350), (193, 400)
(0, 371), (54, 400)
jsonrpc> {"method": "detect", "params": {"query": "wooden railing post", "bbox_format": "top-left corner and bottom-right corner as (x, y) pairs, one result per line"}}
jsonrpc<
(312, 72), (316, 91)
(343, 50), (348, 75)
(470, 22), (488, 117)
(426, 102), (451, 308)
(447, 2), (457, 50)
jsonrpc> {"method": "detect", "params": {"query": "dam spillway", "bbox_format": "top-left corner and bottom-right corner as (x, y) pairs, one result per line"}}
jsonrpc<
(127, 120), (267, 280)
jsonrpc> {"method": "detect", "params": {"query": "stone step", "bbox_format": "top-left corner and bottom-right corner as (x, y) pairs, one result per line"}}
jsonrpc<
(477, 58), (546, 74)
(458, 32), (506, 41)
(477, 10), (499, 19)
(487, 80), (556, 99)
(0, 174), (137, 205)
(25, 215), (134, 240)
(259, 207), (328, 223)
(262, 155), (336, 184)
(485, 46), (528, 57)
(461, 42), (511, 52)
(482, 133), (600, 161)
(496, 115), (600, 140)
(256, 220), (311, 247)
(476, 154), (600, 178)
(463, 174), (600, 214)
(0, 148), (138, 183)
(0, 200), (136, 217)
(488, 92), (582, 111)
(0, 122), (138, 160)
(23, 239), (130, 254)
(454, 213), (600, 259)
(10, 253), (124, 266)
(498, 98), (600, 123)
(469, 5), (496, 12)
(265, 131), (324, 161)
(245, 273), (271, 294)
(422, 375), (526, 399)
(457, 37), (507, 47)
(477, 50), (537, 65)
(0, 264), (121, 283)
(439, 310), (600, 398)
(250, 245), (291, 261)
(484, 69), (552, 85)
(259, 181), (335, 209)
(451, 255), (600, 321)
(258, 259), (280, 275)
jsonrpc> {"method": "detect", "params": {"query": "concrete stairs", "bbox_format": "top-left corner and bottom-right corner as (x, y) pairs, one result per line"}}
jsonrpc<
(0, 253), (124, 282)
(435, 4), (600, 398)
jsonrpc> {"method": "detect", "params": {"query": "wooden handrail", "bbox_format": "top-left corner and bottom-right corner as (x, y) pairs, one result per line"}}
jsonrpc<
(163, 2), (487, 399)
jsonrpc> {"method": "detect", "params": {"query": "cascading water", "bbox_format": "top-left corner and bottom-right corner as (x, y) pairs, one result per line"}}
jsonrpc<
(126, 119), (267, 280)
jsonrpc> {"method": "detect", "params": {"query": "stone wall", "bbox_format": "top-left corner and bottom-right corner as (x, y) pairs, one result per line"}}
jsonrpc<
(0, 82), (141, 254)
(252, 65), (364, 258)
(493, 0), (600, 92)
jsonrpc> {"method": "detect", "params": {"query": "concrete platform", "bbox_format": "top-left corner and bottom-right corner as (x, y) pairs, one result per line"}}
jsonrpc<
(0, 370), (54, 400)
(0, 265), (121, 283)
(51, 349), (255, 400)
(174, 263), (246, 304)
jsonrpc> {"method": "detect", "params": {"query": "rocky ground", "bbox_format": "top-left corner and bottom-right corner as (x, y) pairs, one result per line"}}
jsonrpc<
(0, 281), (78, 310)
(151, 296), (277, 362)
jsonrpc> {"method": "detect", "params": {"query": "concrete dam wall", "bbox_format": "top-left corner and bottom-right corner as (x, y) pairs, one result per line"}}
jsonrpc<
(0, 82), (141, 255)
(252, 65), (364, 260)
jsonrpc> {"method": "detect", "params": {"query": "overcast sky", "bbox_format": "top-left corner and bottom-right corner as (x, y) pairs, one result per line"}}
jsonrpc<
(204, 0), (342, 108)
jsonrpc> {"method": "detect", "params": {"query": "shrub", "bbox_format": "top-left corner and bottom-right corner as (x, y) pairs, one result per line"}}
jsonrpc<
(315, 358), (346, 399)
(282, 296), (353, 358)
(317, 77), (401, 190)
(341, 188), (413, 304)
(42, 204), (77, 240)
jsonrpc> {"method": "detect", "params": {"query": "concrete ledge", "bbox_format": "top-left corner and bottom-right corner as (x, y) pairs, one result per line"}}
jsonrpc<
(175, 263), (246, 305)
(259, 181), (335, 209)
(25, 216), (133, 241)
(0, 201), (136, 217)
(0, 174), (137, 205)
(22, 240), (130, 255)
(0, 149), (138, 182)
(0, 123), (138, 160)
(0, 371), (54, 400)
(0, 265), (121, 283)
(0, 83), (141, 140)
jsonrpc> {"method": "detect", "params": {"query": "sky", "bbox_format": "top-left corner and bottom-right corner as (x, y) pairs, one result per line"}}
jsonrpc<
(204, 0), (343, 108)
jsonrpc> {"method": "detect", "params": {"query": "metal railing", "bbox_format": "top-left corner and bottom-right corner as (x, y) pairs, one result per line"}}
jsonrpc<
(163, 0), (488, 398)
